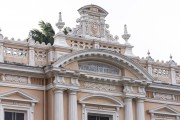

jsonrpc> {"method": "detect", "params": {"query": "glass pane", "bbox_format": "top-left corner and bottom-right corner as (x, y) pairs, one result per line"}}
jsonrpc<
(100, 117), (109, 120)
(16, 113), (24, 120)
(88, 115), (97, 120)
(5, 112), (13, 120)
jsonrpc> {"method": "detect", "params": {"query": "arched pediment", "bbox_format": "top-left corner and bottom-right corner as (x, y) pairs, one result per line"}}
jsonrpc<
(79, 94), (123, 107)
(78, 4), (108, 17)
(53, 49), (154, 81)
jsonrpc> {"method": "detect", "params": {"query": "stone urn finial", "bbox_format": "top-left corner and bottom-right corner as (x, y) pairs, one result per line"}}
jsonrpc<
(122, 24), (131, 44)
(56, 12), (65, 33)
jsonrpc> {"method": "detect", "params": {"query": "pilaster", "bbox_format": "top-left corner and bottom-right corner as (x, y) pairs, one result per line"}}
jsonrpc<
(147, 64), (152, 75)
(29, 47), (35, 66)
(170, 68), (176, 84)
(31, 103), (35, 120)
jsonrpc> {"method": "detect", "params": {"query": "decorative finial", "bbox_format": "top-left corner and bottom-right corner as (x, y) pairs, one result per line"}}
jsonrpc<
(122, 24), (131, 44)
(147, 50), (150, 56)
(168, 54), (177, 66)
(124, 24), (128, 34)
(170, 54), (172, 60)
(146, 50), (154, 61)
(0, 27), (3, 39)
(56, 12), (65, 33)
(58, 12), (62, 22)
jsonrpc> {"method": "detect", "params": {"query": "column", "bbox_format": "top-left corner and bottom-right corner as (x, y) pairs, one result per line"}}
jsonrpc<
(136, 99), (145, 120)
(68, 90), (78, 120)
(124, 97), (133, 120)
(54, 89), (64, 120)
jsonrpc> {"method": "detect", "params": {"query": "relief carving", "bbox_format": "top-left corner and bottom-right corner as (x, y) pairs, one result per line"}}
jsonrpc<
(82, 82), (116, 92)
(123, 85), (134, 93)
(4, 74), (28, 84)
(153, 92), (174, 100)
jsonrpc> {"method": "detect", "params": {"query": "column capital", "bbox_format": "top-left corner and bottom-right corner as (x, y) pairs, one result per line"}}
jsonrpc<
(124, 97), (133, 102)
(53, 88), (66, 94)
(68, 89), (78, 95)
(136, 97), (146, 102)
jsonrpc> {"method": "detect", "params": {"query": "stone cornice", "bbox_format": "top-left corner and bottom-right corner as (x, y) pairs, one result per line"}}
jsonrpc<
(148, 82), (180, 93)
(0, 62), (45, 77)
(66, 35), (126, 48)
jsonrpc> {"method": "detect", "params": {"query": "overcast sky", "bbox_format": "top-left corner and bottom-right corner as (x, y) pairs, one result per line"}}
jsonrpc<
(0, 0), (180, 64)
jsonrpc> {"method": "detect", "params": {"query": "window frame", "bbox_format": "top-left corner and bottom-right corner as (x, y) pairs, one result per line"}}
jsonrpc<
(0, 104), (32, 120)
(4, 110), (27, 120)
(84, 108), (117, 120)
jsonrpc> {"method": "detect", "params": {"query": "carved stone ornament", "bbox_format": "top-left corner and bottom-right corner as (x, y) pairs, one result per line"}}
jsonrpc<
(71, 5), (119, 42)
(153, 92), (174, 100)
(123, 85), (134, 93)
(82, 82), (116, 92)
(4, 74), (28, 84)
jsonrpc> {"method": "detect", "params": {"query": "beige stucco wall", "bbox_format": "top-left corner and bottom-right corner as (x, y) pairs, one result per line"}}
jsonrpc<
(47, 89), (54, 120)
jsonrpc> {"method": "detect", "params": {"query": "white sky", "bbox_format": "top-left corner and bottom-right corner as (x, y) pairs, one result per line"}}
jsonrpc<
(0, 0), (180, 64)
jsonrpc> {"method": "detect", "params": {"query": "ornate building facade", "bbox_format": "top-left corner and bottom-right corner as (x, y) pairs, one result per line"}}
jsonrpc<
(0, 4), (180, 120)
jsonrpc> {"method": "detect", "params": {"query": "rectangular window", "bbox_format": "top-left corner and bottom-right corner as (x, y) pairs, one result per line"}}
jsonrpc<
(88, 114), (110, 120)
(4, 111), (25, 120)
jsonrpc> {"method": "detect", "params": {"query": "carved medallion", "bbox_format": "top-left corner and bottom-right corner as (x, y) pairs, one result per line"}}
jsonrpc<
(91, 23), (98, 35)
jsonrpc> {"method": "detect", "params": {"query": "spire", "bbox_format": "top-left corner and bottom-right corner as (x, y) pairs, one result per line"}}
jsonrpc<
(0, 28), (3, 39)
(56, 12), (65, 33)
(122, 24), (131, 44)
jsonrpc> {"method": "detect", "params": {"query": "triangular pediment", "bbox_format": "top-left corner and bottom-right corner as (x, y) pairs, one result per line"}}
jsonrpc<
(149, 105), (180, 116)
(0, 89), (38, 103)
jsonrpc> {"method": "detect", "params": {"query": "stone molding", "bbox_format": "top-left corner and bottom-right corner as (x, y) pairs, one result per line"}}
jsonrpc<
(149, 105), (180, 120)
(0, 89), (39, 103)
(79, 93), (123, 107)
(52, 49), (154, 81)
